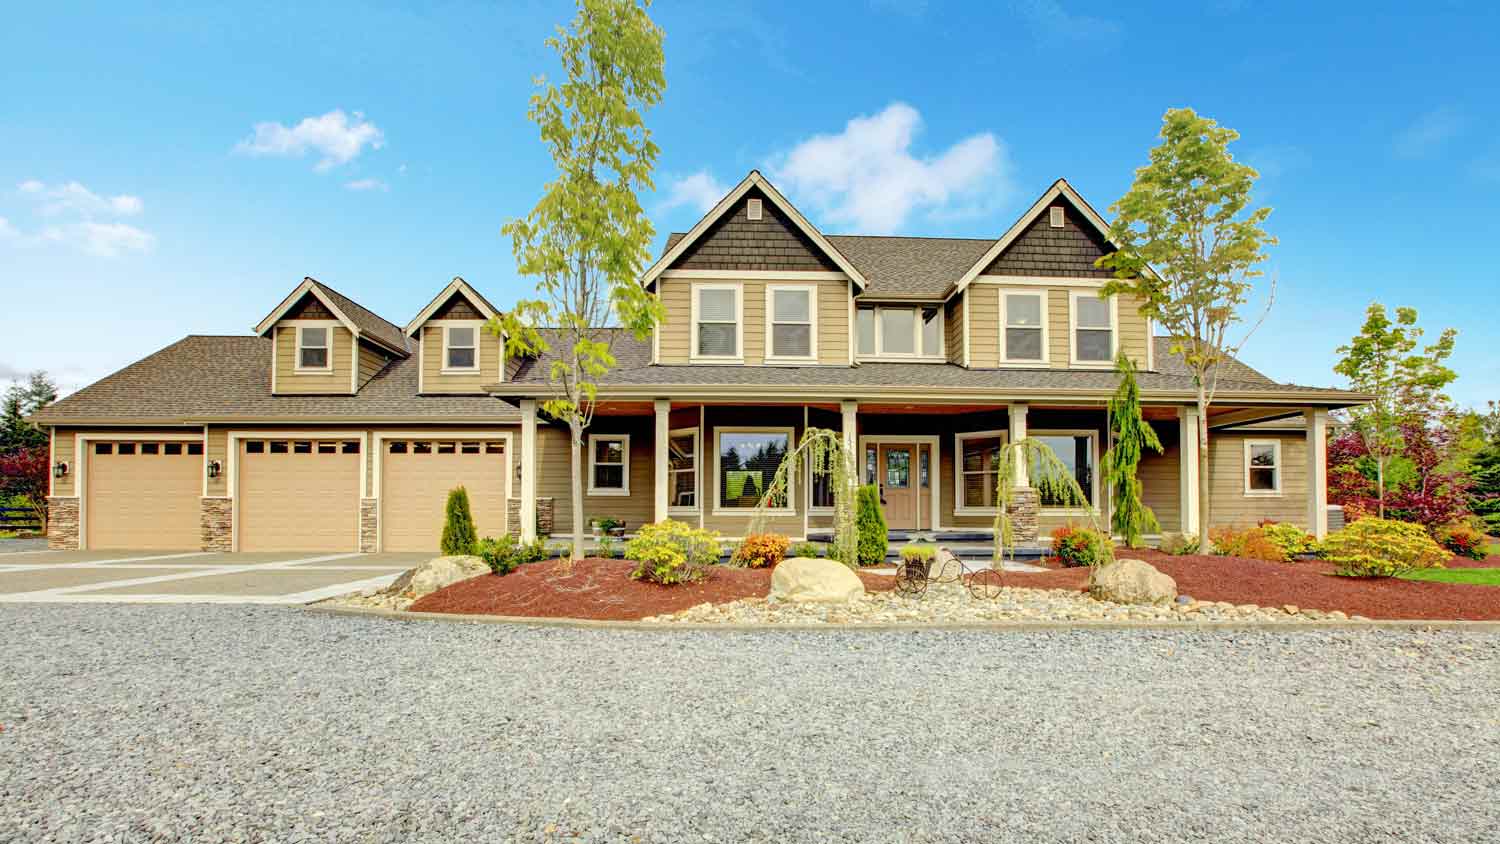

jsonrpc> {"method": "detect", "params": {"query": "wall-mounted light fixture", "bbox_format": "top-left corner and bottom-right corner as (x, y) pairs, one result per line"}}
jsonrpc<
(207, 460), (223, 479)
(53, 461), (69, 479)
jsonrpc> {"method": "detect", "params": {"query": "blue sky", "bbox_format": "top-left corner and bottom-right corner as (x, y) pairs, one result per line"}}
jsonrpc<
(4, 1), (1497, 407)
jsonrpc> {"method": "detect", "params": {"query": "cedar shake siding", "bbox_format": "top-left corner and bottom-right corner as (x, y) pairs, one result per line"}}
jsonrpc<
(284, 293), (336, 320)
(273, 324), (356, 394)
(668, 187), (841, 273)
(654, 277), (852, 366)
(981, 199), (1114, 279)
(430, 294), (483, 321)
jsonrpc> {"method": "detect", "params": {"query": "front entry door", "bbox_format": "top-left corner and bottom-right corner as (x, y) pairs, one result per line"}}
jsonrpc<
(878, 444), (916, 529)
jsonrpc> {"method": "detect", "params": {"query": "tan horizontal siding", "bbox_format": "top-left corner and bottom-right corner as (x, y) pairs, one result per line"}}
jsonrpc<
(273, 324), (354, 394)
(419, 325), (501, 394)
(655, 278), (852, 365)
(535, 421), (655, 536)
(1138, 421), (1181, 533)
(945, 293), (965, 365)
(966, 285), (1151, 371)
(205, 427), (229, 497)
(358, 344), (389, 389)
(52, 429), (76, 497)
(966, 288), (1000, 367)
(817, 282), (850, 364)
(1208, 432), (1308, 529)
(1117, 293), (1150, 370)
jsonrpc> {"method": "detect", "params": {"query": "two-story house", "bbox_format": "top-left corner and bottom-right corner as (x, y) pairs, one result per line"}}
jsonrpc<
(35, 171), (1365, 554)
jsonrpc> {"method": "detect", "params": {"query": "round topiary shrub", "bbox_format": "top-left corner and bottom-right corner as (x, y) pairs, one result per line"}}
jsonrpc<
(1319, 517), (1448, 577)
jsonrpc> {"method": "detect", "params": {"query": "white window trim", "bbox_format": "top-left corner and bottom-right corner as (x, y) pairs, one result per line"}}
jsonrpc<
(1243, 439), (1283, 497)
(855, 304), (946, 362)
(713, 426), (795, 516)
(997, 287), (1051, 367)
(1068, 291), (1118, 368)
(764, 283), (818, 363)
(440, 322), (482, 374)
(1029, 428), (1102, 514)
(690, 282), (744, 364)
(952, 429), (1010, 516)
(293, 322), (338, 373)
(667, 426), (700, 515)
(586, 433), (631, 497)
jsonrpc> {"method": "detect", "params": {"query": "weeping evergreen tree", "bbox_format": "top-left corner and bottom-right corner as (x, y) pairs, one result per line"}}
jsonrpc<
(1104, 352), (1164, 548)
(747, 427), (860, 568)
(991, 441), (1113, 565)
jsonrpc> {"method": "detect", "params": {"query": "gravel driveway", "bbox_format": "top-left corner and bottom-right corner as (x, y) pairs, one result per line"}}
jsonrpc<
(2, 606), (1497, 843)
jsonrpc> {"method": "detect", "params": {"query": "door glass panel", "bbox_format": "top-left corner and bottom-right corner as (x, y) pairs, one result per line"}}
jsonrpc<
(885, 449), (910, 488)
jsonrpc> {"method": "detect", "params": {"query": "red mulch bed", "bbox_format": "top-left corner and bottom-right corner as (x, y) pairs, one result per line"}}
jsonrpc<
(1005, 550), (1500, 621)
(409, 558), (893, 621)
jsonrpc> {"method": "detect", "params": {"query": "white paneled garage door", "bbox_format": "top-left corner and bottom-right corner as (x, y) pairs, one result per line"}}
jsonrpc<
(85, 440), (203, 550)
(380, 439), (508, 552)
(237, 438), (361, 552)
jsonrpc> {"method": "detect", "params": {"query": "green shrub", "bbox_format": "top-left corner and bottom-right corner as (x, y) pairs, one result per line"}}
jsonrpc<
(476, 534), (549, 575)
(854, 484), (888, 567)
(731, 533), (791, 568)
(1050, 524), (1108, 567)
(1157, 532), (1200, 555)
(1260, 521), (1316, 560)
(625, 520), (721, 585)
(596, 535), (618, 559)
(1433, 520), (1488, 561)
(1319, 517), (1449, 577)
(789, 541), (821, 558)
(440, 486), (478, 556)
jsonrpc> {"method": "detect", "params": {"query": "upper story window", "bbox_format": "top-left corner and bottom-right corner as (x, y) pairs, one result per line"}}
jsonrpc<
(1070, 292), (1116, 365)
(1000, 290), (1048, 364)
(296, 326), (331, 371)
(692, 283), (742, 362)
(766, 285), (816, 361)
(856, 305), (943, 360)
(1244, 440), (1282, 496)
(443, 325), (478, 371)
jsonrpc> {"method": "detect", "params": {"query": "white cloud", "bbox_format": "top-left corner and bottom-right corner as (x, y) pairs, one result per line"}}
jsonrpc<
(16, 180), (143, 217)
(1393, 106), (1465, 158)
(658, 170), (729, 214)
(39, 222), (156, 257)
(344, 178), (388, 192)
(771, 102), (1009, 233)
(1011, 0), (1119, 43)
(235, 109), (385, 171)
(0, 217), (16, 239)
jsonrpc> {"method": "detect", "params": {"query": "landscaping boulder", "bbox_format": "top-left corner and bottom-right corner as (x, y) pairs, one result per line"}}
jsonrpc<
(770, 557), (865, 604)
(386, 555), (489, 600)
(1087, 558), (1177, 606)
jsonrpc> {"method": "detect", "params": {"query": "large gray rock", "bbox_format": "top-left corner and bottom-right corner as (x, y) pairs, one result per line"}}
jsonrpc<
(1087, 558), (1177, 606)
(386, 555), (489, 599)
(770, 557), (865, 604)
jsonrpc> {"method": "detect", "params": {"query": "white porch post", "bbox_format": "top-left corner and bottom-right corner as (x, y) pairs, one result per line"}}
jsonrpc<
(841, 400), (858, 486)
(654, 399), (670, 524)
(1178, 406), (1201, 538)
(1305, 407), (1330, 539)
(519, 399), (538, 543)
(1008, 403), (1029, 487)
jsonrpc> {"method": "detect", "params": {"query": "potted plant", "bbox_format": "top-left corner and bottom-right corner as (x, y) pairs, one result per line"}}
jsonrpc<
(592, 516), (626, 538)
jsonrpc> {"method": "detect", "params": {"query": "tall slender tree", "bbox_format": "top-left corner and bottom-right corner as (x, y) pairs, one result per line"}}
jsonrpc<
(1097, 108), (1277, 533)
(492, 0), (666, 563)
(1104, 352), (1164, 548)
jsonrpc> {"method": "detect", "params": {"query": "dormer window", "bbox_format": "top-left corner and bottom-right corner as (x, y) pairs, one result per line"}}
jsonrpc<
(443, 325), (478, 371)
(296, 326), (330, 371)
(855, 305), (943, 360)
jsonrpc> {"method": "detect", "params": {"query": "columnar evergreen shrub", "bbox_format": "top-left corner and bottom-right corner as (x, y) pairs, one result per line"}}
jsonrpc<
(731, 533), (790, 568)
(1318, 517), (1448, 577)
(625, 519), (721, 584)
(854, 485), (888, 566)
(440, 486), (478, 556)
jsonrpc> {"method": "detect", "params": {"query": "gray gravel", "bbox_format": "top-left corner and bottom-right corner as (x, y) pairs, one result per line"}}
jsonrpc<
(2, 606), (1498, 843)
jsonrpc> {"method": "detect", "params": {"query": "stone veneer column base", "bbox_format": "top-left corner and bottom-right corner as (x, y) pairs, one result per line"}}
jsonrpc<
(360, 500), (378, 553)
(47, 497), (80, 550)
(200, 498), (233, 552)
(506, 497), (555, 537)
(1006, 487), (1040, 544)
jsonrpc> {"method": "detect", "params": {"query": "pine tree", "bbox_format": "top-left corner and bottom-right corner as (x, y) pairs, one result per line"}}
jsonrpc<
(1104, 352), (1164, 547)
(440, 486), (478, 556)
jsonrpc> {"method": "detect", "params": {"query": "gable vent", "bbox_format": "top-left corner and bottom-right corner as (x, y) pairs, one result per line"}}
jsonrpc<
(1048, 206), (1064, 228)
(747, 198), (763, 221)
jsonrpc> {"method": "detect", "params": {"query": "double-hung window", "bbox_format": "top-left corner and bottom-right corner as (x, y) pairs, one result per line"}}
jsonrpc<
(1000, 290), (1047, 364)
(855, 305), (943, 360)
(296, 326), (330, 371)
(766, 285), (816, 361)
(588, 434), (630, 496)
(443, 325), (478, 371)
(955, 431), (1006, 511)
(1070, 292), (1115, 365)
(1244, 440), (1282, 496)
(693, 284), (741, 361)
(668, 428), (698, 511)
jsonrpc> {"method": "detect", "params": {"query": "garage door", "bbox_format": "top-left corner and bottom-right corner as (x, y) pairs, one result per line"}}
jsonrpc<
(381, 439), (508, 552)
(238, 438), (361, 552)
(86, 440), (203, 550)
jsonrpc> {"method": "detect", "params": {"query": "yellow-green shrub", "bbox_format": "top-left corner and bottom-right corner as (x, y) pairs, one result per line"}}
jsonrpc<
(1318, 518), (1448, 577)
(1210, 525), (1293, 563)
(731, 533), (790, 568)
(625, 520), (721, 584)
(1260, 521), (1316, 560)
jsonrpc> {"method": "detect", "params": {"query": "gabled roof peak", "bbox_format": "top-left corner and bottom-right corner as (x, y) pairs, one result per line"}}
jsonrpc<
(404, 277), (501, 335)
(253, 277), (410, 357)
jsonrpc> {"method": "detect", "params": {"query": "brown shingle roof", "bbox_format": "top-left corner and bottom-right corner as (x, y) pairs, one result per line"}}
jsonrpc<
(309, 279), (410, 355)
(33, 336), (519, 424)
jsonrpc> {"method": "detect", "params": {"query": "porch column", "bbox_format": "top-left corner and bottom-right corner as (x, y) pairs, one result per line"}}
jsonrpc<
(519, 399), (538, 543)
(1007, 403), (1029, 487)
(654, 399), (670, 524)
(840, 400), (858, 486)
(1305, 407), (1330, 539)
(1178, 406), (1201, 538)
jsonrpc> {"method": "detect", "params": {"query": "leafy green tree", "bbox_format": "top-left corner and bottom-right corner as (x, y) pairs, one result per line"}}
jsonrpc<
(1097, 108), (1277, 531)
(1104, 352), (1164, 547)
(492, 0), (666, 564)
(440, 486), (478, 556)
(1333, 303), (1457, 519)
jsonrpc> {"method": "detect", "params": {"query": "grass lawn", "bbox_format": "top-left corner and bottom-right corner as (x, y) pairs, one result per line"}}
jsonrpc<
(1399, 568), (1500, 586)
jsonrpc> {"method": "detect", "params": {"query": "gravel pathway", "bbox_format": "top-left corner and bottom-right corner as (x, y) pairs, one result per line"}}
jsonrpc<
(2, 606), (1497, 843)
